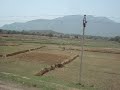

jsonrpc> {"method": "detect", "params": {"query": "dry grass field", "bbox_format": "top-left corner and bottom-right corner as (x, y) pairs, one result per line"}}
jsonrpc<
(0, 34), (120, 90)
(46, 51), (120, 90)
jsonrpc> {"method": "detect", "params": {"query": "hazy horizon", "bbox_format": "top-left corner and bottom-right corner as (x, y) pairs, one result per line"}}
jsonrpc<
(0, 0), (120, 26)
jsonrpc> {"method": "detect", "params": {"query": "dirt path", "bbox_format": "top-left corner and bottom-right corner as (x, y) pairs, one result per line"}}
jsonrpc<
(0, 81), (40, 90)
(0, 81), (22, 90)
(0, 80), (81, 90)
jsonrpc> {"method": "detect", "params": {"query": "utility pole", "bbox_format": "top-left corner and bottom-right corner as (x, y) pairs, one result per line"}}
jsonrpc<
(79, 15), (87, 84)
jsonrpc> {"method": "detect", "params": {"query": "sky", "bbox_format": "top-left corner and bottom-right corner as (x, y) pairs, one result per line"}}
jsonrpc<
(0, 0), (120, 26)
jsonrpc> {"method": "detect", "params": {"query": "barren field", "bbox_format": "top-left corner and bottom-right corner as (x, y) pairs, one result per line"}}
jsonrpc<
(0, 34), (120, 90)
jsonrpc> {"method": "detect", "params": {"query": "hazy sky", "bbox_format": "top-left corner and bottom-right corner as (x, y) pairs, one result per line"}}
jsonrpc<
(0, 0), (120, 26)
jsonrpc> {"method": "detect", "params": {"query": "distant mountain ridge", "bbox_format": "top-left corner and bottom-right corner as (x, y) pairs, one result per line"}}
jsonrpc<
(0, 15), (120, 37)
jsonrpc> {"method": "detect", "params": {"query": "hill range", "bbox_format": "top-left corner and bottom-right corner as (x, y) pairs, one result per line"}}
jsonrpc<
(0, 15), (120, 37)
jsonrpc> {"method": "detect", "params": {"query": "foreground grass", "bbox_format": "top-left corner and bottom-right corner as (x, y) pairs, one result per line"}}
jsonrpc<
(0, 70), (94, 90)
(0, 58), (66, 90)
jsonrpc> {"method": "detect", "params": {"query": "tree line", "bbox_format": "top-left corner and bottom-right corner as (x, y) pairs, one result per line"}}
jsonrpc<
(0, 29), (113, 40)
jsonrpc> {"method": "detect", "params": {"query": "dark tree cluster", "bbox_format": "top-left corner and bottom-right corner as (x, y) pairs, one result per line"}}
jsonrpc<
(0, 29), (21, 34)
(0, 29), (55, 37)
(109, 36), (120, 43)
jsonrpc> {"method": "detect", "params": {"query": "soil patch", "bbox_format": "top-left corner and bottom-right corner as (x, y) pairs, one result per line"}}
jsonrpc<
(14, 52), (69, 65)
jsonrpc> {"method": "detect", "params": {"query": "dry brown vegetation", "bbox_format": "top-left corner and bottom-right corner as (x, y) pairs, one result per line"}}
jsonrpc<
(0, 34), (120, 90)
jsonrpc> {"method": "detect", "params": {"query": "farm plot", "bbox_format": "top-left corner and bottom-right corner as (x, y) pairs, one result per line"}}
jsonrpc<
(45, 50), (120, 90)
(0, 45), (78, 75)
